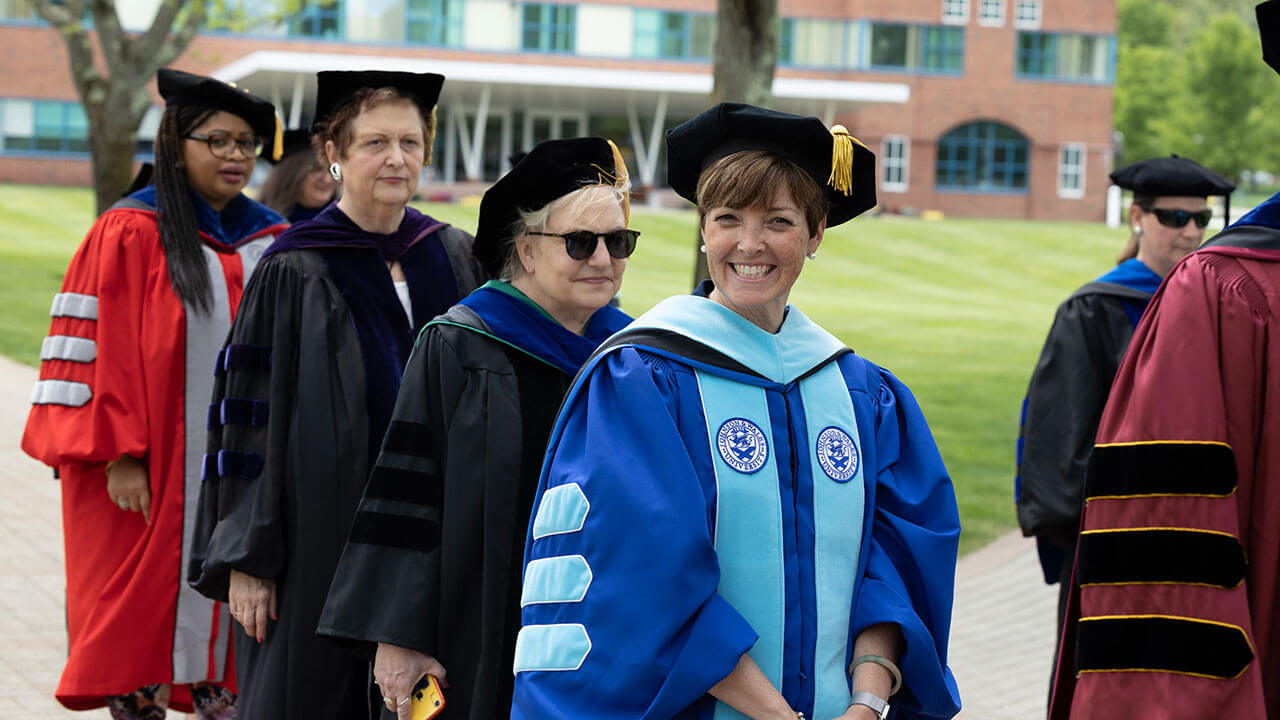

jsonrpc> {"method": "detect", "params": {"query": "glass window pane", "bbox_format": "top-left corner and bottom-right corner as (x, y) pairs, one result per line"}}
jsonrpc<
(871, 24), (908, 67)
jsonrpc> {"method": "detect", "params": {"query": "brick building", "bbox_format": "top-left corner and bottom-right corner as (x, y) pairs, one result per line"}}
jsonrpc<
(0, 0), (1115, 219)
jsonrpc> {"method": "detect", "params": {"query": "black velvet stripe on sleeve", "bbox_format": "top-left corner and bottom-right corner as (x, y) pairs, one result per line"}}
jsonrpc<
(220, 343), (272, 374)
(347, 510), (441, 553)
(1085, 442), (1237, 499)
(218, 398), (269, 427)
(1076, 615), (1253, 680)
(381, 420), (434, 458)
(362, 465), (441, 506)
(1077, 529), (1247, 588)
(215, 449), (265, 479)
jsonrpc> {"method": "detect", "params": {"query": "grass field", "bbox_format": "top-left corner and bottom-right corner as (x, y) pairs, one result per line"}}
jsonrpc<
(0, 184), (1130, 553)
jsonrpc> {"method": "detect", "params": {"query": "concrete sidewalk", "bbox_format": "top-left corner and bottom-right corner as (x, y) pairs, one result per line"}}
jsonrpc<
(0, 352), (1058, 718)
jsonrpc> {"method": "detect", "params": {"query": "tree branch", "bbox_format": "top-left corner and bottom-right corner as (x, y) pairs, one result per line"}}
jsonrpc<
(38, 0), (104, 105)
(90, 0), (127, 80)
(151, 0), (207, 70)
(132, 0), (188, 68)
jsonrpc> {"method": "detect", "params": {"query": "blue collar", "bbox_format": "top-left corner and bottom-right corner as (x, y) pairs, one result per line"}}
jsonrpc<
(1227, 190), (1280, 232)
(127, 184), (285, 248)
(627, 288), (846, 385)
(1094, 258), (1162, 295)
(453, 281), (632, 376)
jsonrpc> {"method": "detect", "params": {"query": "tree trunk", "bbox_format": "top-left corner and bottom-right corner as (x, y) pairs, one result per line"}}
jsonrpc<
(88, 105), (142, 213)
(692, 0), (779, 287)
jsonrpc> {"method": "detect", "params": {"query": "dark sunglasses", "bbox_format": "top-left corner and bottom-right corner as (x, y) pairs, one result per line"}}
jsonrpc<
(527, 229), (640, 260)
(1143, 206), (1212, 229)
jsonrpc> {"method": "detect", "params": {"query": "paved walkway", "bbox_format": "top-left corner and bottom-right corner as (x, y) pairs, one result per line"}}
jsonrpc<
(0, 353), (1058, 719)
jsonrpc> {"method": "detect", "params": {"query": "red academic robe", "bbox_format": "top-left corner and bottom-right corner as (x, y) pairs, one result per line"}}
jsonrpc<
(1050, 225), (1280, 719)
(21, 201), (285, 711)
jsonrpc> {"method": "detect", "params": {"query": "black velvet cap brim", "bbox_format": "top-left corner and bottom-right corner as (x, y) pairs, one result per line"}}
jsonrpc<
(280, 128), (315, 159)
(665, 102), (877, 227)
(158, 68), (280, 158)
(1108, 155), (1236, 196)
(474, 137), (625, 277)
(1261, 0), (1280, 76)
(313, 71), (444, 128)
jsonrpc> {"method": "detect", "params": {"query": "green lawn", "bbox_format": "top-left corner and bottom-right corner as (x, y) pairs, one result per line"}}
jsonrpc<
(1, 185), (1129, 553)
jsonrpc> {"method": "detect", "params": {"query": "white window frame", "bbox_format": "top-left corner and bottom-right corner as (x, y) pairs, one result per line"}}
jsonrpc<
(1013, 0), (1041, 29)
(881, 134), (910, 193)
(941, 0), (969, 25)
(1057, 142), (1086, 199)
(978, 0), (1005, 27)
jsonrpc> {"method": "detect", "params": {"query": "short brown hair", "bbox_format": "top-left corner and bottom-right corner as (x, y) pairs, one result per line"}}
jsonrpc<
(695, 150), (828, 236)
(312, 87), (437, 164)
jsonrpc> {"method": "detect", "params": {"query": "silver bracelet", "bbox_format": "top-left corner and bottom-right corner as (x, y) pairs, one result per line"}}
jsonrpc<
(848, 654), (903, 696)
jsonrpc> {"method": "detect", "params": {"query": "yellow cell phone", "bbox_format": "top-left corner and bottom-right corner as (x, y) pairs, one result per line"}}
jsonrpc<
(410, 674), (445, 720)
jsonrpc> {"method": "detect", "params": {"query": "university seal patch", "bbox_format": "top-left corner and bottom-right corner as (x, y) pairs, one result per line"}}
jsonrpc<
(716, 418), (769, 474)
(816, 426), (858, 482)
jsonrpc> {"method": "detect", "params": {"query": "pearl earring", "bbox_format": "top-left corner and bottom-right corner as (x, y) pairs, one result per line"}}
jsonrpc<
(699, 244), (706, 254)
(329, 163), (342, 182)
(807, 252), (817, 260)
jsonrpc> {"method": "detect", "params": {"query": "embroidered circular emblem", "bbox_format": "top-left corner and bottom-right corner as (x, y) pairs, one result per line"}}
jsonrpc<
(716, 418), (769, 474)
(816, 426), (858, 482)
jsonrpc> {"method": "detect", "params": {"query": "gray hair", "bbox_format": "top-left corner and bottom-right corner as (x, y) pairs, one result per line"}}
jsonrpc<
(499, 182), (631, 280)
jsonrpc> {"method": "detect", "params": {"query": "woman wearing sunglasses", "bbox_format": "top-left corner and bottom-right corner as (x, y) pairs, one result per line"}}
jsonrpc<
(317, 136), (633, 720)
(21, 68), (287, 717)
(1016, 154), (1235, 701)
(512, 104), (962, 720)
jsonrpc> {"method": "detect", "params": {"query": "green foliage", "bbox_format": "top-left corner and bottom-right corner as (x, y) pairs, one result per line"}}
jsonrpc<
(1114, 0), (1280, 178)
(1152, 14), (1273, 181)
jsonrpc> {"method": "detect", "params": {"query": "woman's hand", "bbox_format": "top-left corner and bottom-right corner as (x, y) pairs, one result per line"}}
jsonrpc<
(105, 455), (150, 521)
(374, 643), (447, 720)
(228, 570), (276, 642)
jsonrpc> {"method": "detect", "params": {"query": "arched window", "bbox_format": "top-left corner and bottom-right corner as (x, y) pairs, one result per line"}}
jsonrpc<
(936, 121), (1029, 192)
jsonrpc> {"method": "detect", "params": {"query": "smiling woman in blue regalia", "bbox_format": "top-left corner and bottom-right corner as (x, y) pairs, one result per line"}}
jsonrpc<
(512, 103), (962, 720)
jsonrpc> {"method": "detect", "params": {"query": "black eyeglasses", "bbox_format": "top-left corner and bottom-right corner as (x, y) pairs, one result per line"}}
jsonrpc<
(1142, 206), (1213, 229)
(186, 132), (264, 159)
(527, 229), (640, 260)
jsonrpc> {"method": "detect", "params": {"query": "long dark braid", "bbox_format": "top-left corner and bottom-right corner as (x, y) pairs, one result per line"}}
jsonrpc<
(154, 103), (218, 315)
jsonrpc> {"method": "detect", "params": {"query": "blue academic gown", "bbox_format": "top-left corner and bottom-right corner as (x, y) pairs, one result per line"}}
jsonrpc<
(512, 289), (962, 720)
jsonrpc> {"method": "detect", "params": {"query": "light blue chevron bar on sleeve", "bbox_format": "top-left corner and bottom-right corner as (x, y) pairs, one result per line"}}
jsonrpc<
(521, 555), (593, 607)
(531, 482), (590, 540)
(513, 624), (592, 673)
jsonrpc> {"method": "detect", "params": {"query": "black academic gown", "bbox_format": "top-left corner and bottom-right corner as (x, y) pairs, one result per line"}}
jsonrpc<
(1016, 281), (1153, 555)
(317, 299), (621, 720)
(188, 212), (484, 720)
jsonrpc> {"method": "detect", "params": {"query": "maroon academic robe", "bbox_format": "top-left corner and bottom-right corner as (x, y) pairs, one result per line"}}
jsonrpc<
(1050, 222), (1280, 719)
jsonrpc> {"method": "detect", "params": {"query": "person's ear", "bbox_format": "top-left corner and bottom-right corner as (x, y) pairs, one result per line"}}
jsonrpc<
(516, 235), (537, 275)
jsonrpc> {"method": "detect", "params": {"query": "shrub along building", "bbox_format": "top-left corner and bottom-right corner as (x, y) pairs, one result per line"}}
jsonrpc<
(0, 0), (1114, 220)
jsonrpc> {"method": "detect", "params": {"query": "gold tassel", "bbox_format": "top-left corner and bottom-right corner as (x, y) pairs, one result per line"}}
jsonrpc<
(607, 138), (631, 224)
(828, 124), (855, 196)
(271, 111), (283, 162)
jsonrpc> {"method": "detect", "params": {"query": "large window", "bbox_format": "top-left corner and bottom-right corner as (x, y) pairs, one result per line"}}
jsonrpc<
(406, 0), (463, 47)
(882, 135), (910, 192)
(936, 121), (1029, 193)
(1017, 32), (1113, 83)
(1058, 142), (1085, 199)
(869, 23), (964, 74)
(634, 10), (713, 60)
(942, 0), (968, 24)
(522, 3), (575, 53)
(288, 0), (342, 39)
(0, 0), (39, 21)
(1, 99), (89, 154)
(780, 18), (847, 68)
